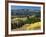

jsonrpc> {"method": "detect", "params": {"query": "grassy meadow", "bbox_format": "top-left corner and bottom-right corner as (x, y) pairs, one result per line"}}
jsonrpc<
(11, 15), (41, 31)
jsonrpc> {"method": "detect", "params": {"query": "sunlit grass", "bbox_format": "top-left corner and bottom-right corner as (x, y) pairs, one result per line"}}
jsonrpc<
(20, 22), (41, 30)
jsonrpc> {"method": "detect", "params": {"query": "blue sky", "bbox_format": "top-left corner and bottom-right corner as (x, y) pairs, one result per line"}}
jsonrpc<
(11, 6), (40, 11)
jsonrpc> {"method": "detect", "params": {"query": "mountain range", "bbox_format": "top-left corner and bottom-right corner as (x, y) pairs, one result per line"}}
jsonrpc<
(11, 9), (40, 16)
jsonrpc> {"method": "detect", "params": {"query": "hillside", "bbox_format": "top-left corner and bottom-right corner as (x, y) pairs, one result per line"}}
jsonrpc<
(12, 22), (41, 31)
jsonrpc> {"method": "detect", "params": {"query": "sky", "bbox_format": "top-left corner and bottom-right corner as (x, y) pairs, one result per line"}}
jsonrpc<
(11, 6), (40, 11)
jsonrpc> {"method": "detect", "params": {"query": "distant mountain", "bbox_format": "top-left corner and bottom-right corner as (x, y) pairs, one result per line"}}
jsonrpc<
(11, 9), (40, 16)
